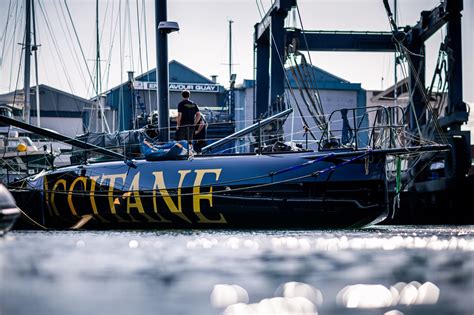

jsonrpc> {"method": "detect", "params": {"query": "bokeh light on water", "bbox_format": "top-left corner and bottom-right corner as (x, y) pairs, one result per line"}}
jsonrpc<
(0, 226), (473, 315)
(336, 281), (440, 308)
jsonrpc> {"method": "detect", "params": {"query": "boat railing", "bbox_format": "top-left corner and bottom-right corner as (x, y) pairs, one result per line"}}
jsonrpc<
(201, 108), (294, 154)
(319, 105), (407, 151)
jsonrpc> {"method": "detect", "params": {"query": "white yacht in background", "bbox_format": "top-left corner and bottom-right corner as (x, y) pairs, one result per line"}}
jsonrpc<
(0, 105), (56, 184)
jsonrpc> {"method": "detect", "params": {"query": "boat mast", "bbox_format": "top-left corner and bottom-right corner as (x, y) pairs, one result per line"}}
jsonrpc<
(94, 0), (110, 133)
(23, 0), (32, 124)
(229, 19), (233, 83)
(228, 19), (236, 121)
(32, 0), (40, 127)
(393, 0), (397, 108)
(155, 0), (170, 141)
(96, 0), (103, 132)
(154, 0), (179, 141)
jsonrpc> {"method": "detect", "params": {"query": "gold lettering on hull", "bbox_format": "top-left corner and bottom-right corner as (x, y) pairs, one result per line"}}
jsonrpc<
(98, 173), (128, 222)
(44, 175), (57, 217)
(50, 179), (67, 217)
(67, 176), (87, 217)
(89, 176), (109, 223)
(47, 168), (227, 225)
(127, 173), (170, 223)
(152, 170), (192, 223)
(127, 173), (144, 213)
(101, 173), (127, 214)
(193, 169), (226, 223)
(89, 176), (100, 215)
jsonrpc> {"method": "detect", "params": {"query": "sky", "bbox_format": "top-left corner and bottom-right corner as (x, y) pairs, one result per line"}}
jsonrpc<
(0, 0), (472, 104)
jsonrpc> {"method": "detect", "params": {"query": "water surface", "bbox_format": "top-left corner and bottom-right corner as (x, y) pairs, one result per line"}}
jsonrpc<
(1, 226), (473, 315)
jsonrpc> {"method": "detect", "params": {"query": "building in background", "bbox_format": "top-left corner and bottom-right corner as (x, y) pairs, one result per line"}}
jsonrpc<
(0, 84), (92, 138)
(234, 65), (366, 152)
(104, 60), (228, 132)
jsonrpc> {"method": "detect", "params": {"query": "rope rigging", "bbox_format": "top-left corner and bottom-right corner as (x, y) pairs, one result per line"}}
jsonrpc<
(423, 41), (451, 140)
(382, 0), (448, 146)
(6, 0), (23, 91)
(298, 55), (326, 123)
(5, 0), (153, 135)
(103, 0), (119, 92)
(253, 0), (335, 145)
(253, 0), (322, 148)
(0, 0), (14, 69)
(295, 4), (326, 122)
(54, 1), (89, 89)
(287, 57), (320, 133)
(289, 54), (327, 131)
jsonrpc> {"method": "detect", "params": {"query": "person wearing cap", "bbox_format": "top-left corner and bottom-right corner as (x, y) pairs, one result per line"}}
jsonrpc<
(175, 90), (201, 144)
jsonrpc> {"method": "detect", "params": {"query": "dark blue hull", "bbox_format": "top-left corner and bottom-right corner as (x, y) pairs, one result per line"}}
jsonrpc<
(10, 150), (389, 229)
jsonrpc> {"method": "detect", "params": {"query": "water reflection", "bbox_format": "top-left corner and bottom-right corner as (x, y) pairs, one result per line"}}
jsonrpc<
(397, 281), (440, 305)
(128, 239), (139, 248)
(212, 282), (322, 314)
(211, 280), (440, 314)
(210, 284), (249, 308)
(336, 281), (440, 308)
(185, 234), (474, 252)
(0, 227), (472, 315)
(337, 284), (394, 308)
(223, 297), (317, 315)
(275, 282), (323, 306)
(187, 237), (260, 250)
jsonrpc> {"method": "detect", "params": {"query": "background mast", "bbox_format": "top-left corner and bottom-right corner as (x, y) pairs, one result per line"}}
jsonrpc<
(23, 0), (31, 124)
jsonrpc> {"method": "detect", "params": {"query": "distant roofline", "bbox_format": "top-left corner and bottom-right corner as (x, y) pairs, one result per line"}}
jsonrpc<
(105, 60), (218, 96)
(0, 84), (94, 105)
(168, 60), (216, 84)
(369, 77), (410, 101)
(286, 63), (351, 84)
(38, 84), (95, 104)
(134, 60), (216, 84)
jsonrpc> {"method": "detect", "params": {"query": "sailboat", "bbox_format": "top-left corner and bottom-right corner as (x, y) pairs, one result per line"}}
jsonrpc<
(0, 0), (59, 185)
(0, 0), (461, 229)
(5, 113), (448, 229)
(0, 131), (56, 183)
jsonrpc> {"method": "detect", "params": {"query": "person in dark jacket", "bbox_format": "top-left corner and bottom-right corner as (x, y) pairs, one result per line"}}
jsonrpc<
(175, 90), (201, 144)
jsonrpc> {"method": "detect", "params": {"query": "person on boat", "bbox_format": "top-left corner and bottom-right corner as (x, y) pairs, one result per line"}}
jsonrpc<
(175, 90), (201, 145)
(143, 111), (160, 140)
(193, 114), (208, 153)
